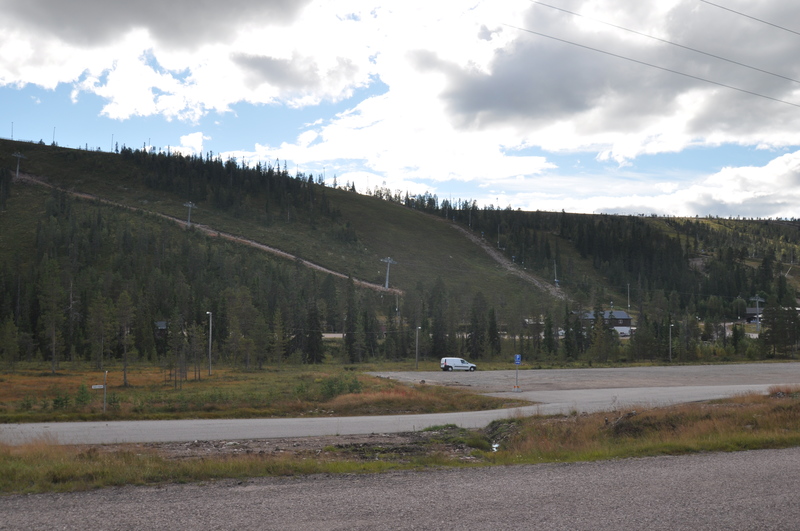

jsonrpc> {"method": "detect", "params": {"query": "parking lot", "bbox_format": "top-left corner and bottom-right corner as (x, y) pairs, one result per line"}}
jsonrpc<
(370, 362), (800, 401)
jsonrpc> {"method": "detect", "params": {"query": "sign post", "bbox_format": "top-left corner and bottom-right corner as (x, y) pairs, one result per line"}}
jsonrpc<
(92, 371), (108, 412)
(513, 354), (522, 392)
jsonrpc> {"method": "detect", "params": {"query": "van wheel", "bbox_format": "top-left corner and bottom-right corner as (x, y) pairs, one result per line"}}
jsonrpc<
(447, 366), (453, 371)
(469, 367), (475, 371)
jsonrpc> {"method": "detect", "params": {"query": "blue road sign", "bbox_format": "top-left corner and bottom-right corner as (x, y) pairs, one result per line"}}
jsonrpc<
(514, 354), (521, 365)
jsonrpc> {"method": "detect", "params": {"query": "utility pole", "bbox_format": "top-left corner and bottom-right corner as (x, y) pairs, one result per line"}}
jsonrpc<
(750, 296), (764, 333)
(12, 152), (25, 179)
(381, 257), (397, 289)
(554, 260), (559, 288)
(184, 202), (196, 227)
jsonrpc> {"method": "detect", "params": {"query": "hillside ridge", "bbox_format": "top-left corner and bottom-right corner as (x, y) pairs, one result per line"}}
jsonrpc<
(13, 170), (404, 295)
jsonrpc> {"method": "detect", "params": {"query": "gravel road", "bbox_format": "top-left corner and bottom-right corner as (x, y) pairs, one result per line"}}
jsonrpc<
(2, 447), (798, 530)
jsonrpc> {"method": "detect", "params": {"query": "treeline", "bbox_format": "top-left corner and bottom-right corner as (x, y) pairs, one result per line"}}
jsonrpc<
(0, 190), (521, 374)
(388, 193), (799, 320)
(0, 191), (378, 375)
(3, 140), (799, 369)
(117, 147), (341, 225)
(365, 190), (800, 362)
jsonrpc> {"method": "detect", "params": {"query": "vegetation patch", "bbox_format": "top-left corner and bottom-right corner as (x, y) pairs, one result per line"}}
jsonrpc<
(0, 365), (517, 423)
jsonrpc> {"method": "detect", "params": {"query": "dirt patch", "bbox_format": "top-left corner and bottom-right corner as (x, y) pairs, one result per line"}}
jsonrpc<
(81, 426), (486, 462)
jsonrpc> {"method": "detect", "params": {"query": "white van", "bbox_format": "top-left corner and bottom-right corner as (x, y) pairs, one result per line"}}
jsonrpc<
(440, 357), (477, 371)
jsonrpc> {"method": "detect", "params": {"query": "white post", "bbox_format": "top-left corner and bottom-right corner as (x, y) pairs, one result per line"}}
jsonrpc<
(103, 371), (108, 413)
(207, 311), (213, 376)
(415, 327), (420, 370)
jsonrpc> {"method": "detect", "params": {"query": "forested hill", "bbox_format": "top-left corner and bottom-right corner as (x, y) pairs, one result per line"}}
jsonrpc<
(1, 138), (799, 370)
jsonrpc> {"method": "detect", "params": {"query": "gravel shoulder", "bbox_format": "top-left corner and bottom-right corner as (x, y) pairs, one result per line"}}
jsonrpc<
(4, 448), (800, 530)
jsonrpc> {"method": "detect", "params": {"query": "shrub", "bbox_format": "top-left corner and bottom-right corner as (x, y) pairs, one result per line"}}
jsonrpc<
(320, 375), (362, 401)
(17, 395), (35, 411)
(75, 384), (92, 407)
(52, 392), (70, 410)
(107, 392), (122, 411)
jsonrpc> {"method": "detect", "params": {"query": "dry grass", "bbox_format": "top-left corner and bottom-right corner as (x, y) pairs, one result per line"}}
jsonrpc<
(489, 386), (800, 465)
(0, 437), (431, 494)
(4, 388), (800, 494)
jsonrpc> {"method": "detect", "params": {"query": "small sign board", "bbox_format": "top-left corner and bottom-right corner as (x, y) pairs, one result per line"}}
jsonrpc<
(91, 384), (105, 390)
(514, 354), (521, 365)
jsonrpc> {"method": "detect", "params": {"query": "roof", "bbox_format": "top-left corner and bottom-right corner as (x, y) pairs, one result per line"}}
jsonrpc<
(580, 310), (632, 320)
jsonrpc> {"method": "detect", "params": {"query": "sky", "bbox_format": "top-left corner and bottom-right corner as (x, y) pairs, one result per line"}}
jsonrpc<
(3, 0), (800, 217)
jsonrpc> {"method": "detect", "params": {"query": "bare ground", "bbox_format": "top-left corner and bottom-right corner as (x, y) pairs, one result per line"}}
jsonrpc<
(80, 425), (499, 463)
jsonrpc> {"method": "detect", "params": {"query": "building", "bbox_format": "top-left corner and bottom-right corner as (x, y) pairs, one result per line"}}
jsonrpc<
(578, 310), (633, 337)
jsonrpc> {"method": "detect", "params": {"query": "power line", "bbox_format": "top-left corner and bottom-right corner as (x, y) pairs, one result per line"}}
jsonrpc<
(504, 23), (800, 109)
(699, 0), (800, 38)
(529, 0), (800, 86)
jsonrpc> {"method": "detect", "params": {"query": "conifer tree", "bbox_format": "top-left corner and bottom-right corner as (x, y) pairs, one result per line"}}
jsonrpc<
(305, 304), (324, 364)
(87, 294), (114, 370)
(269, 308), (288, 365)
(0, 316), (19, 370)
(38, 259), (64, 374)
(488, 307), (501, 358)
(467, 292), (488, 359)
(117, 291), (135, 386)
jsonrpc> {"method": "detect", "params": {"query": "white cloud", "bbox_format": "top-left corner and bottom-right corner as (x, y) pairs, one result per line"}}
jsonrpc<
(496, 150), (800, 218)
(174, 132), (209, 156)
(4, 0), (800, 217)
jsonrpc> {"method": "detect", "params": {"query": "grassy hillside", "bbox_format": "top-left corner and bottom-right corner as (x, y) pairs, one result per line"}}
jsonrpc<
(3, 138), (800, 367)
(0, 139), (551, 318)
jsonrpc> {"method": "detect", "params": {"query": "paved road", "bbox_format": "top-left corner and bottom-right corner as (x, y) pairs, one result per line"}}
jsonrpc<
(1, 363), (799, 445)
(2, 448), (799, 530)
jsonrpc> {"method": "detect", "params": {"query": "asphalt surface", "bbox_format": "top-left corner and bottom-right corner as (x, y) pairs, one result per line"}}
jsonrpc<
(2, 363), (799, 445)
(2, 448), (799, 530)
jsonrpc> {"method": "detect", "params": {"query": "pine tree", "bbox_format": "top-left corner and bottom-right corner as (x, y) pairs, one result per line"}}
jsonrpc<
(87, 294), (114, 370)
(543, 313), (556, 358)
(305, 304), (324, 364)
(117, 291), (135, 386)
(562, 305), (577, 360)
(38, 259), (64, 374)
(0, 317), (19, 370)
(467, 292), (488, 359)
(269, 309), (288, 365)
(344, 276), (358, 362)
(429, 278), (449, 358)
(488, 307), (501, 358)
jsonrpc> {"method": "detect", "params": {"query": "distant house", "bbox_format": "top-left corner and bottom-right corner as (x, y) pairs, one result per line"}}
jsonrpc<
(744, 307), (762, 322)
(579, 310), (633, 327)
(578, 310), (633, 336)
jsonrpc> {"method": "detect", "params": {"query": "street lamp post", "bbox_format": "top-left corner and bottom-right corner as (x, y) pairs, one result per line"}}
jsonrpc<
(669, 323), (674, 362)
(206, 311), (213, 376)
(415, 326), (421, 370)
